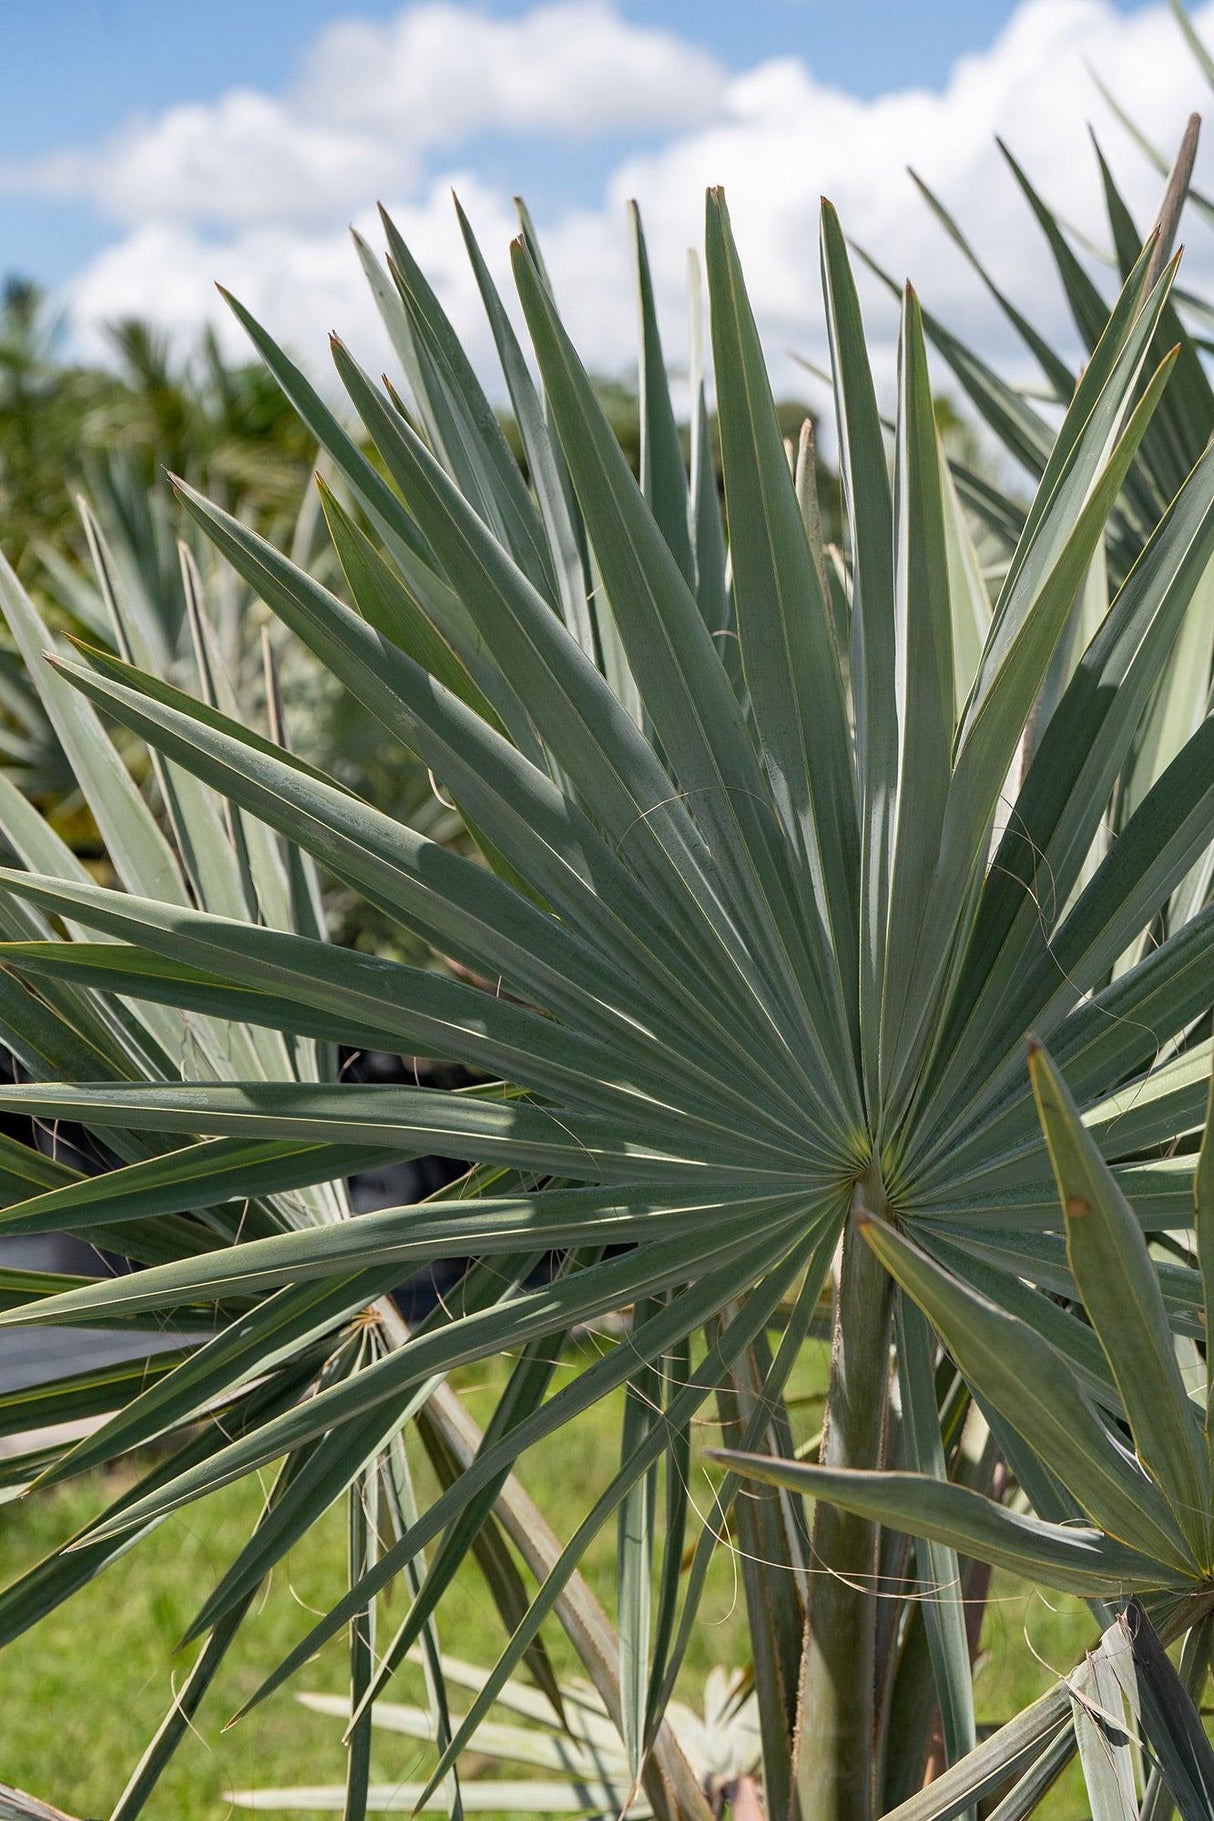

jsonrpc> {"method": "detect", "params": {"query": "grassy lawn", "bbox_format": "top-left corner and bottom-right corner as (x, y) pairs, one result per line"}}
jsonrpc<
(0, 1346), (1096, 1819)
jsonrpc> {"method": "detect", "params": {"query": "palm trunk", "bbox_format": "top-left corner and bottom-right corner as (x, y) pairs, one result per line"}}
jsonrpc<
(792, 1188), (894, 1821)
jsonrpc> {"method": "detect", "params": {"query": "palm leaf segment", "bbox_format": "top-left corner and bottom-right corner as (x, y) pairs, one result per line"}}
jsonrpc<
(0, 185), (1212, 1805)
(720, 1042), (1214, 1817)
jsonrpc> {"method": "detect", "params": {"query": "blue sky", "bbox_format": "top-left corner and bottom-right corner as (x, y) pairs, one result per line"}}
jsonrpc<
(3, 0), (1156, 135)
(0, 0), (1157, 284)
(2, 0), (1206, 402)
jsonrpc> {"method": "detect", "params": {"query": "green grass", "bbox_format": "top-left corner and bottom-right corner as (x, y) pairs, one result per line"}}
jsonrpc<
(0, 1345), (1095, 1819)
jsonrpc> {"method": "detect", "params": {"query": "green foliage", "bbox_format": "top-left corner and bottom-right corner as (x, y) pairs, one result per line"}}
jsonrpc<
(0, 1431), (1097, 1819)
(0, 284), (314, 577)
(0, 30), (1213, 1819)
(723, 1044), (1214, 1815)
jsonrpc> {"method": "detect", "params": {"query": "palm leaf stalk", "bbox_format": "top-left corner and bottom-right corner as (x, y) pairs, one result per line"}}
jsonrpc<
(0, 174), (1211, 1821)
(226, 1657), (762, 1817)
(719, 1041), (1214, 1818)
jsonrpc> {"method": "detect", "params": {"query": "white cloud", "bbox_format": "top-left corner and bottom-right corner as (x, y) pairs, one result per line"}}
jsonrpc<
(11, 2), (725, 235)
(30, 0), (1214, 416)
(582, 0), (1214, 392)
(30, 93), (406, 231)
(295, 2), (727, 144)
(66, 177), (524, 380)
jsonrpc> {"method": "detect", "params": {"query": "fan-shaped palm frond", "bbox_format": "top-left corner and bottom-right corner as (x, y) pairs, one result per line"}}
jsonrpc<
(0, 182), (1211, 1821)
